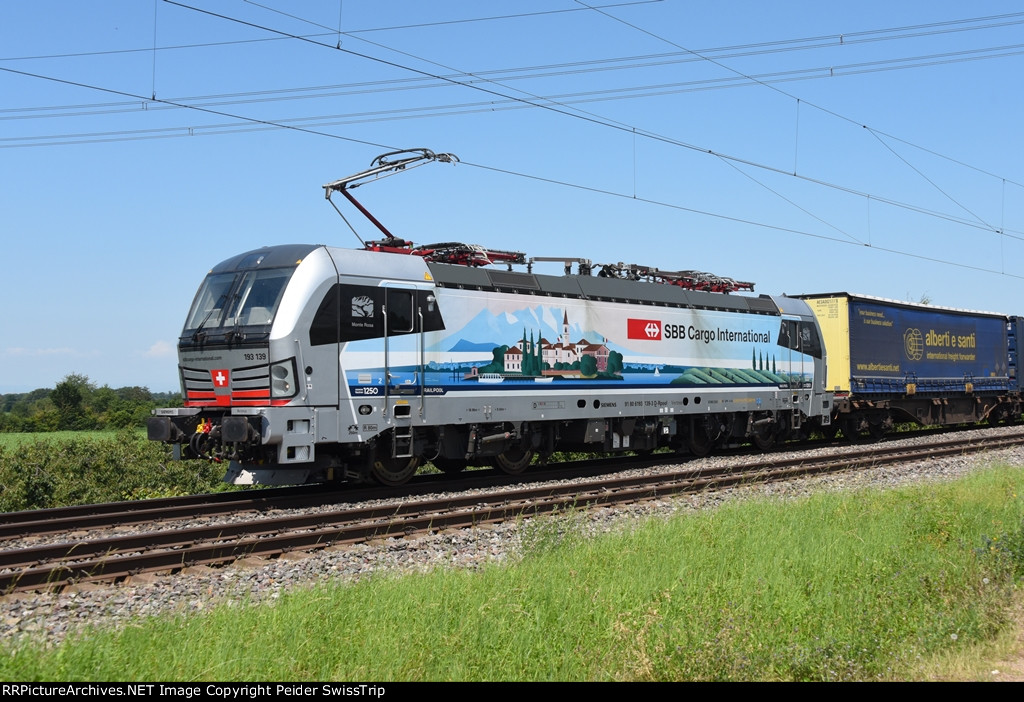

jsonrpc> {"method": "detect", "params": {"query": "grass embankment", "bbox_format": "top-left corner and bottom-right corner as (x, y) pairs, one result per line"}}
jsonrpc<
(0, 432), (225, 510)
(2, 465), (1023, 681)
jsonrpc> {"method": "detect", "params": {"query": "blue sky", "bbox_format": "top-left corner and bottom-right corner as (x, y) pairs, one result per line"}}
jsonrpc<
(2, 1), (1022, 393)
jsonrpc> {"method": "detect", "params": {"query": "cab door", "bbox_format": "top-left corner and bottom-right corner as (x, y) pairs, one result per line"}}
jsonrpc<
(383, 284), (429, 461)
(779, 315), (804, 389)
(778, 315), (823, 389)
(382, 283), (423, 408)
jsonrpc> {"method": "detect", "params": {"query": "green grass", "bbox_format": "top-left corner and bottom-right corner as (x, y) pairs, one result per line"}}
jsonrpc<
(1, 465), (1022, 681)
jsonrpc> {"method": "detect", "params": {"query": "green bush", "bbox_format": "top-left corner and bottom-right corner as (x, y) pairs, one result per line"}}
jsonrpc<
(0, 432), (226, 511)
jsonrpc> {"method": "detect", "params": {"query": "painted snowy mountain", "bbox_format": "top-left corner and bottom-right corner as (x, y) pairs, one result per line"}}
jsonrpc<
(433, 305), (607, 354)
(446, 339), (497, 352)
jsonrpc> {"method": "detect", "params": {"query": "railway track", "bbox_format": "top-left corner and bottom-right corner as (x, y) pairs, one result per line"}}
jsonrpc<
(0, 450), (695, 541)
(1, 430), (1021, 594)
(0, 423), (989, 541)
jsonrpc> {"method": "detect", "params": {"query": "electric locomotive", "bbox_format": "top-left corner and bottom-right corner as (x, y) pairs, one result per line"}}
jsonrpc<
(148, 149), (832, 486)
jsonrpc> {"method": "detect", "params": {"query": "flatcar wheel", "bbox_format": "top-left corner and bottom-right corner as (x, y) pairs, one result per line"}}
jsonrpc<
(371, 456), (420, 486)
(493, 447), (534, 475)
(432, 457), (467, 474)
(868, 423), (887, 441)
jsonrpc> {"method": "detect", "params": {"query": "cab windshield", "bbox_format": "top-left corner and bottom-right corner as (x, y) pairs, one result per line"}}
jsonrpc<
(184, 267), (294, 333)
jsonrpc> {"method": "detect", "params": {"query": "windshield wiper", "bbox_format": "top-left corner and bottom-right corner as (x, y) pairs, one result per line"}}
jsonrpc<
(191, 294), (229, 343)
(225, 325), (246, 344)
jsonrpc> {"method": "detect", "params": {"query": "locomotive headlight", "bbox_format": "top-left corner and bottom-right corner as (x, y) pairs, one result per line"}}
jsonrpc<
(270, 358), (298, 398)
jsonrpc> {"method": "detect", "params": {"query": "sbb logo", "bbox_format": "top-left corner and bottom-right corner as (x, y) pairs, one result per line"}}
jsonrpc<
(627, 318), (661, 340)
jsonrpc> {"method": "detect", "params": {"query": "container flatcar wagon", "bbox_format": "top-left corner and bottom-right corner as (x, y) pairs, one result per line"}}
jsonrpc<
(798, 292), (1022, 439)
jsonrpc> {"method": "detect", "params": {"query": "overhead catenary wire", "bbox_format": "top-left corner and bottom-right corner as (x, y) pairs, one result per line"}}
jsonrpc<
(574, 0), (1019, 244)
(8, 2), (1021, 248)
(4, 6), (1022, 67)
(0, 1), (663, 63)
(6, 42), (1024, 125)
(866, 127), (996, 232)
(162, 0), (1024, 237)
(3, 2), (1021, 279)
(243, 0), (666, 37)
(0, 64), (394, 153)
(6, 6), (1024, 199)
(1, 65), (1017, 280)
(9, 3), (1023, 218)
(458, 157), (1024, 281)
(6, 80), (1018, 244)
(7, 0), (1022, 212)
(4, 6), (1021, 125)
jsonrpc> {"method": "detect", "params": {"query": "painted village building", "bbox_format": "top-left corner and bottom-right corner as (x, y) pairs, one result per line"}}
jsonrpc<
(503, 311), (609, 374)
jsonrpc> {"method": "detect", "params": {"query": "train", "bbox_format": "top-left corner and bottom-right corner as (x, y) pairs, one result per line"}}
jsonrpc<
(146, 150), (1024, 486)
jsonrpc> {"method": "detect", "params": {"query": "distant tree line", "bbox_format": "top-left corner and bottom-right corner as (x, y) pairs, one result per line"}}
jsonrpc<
(0, 373), (181, 432)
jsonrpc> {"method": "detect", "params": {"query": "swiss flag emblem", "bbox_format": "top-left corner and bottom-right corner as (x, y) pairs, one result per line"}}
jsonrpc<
(627, 318), (661, 340)
(210, 369), (230, 388)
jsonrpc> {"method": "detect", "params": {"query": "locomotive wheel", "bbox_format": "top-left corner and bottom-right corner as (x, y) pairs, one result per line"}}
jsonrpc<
(821, 424), (839, 441)
(686, 425), (714, 458)
(493, 447), (534, 475)
(753, 421), (774, 454)
(432, 457), (467, 474)
(751, 427), (775, 451)
(371, 456), (420, 486)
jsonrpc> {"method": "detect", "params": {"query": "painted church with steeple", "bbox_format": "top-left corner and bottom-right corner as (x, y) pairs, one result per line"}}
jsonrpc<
(502, 310), (610, 374)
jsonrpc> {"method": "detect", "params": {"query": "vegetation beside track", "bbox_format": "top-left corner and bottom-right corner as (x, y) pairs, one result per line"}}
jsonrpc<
(0, 432), (225, 511)
(1, 465), (1022, 681)
(0, 374), (180, 433)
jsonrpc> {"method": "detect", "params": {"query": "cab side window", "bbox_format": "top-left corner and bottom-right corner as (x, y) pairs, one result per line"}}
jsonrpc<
(386, 290), (414, 334)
